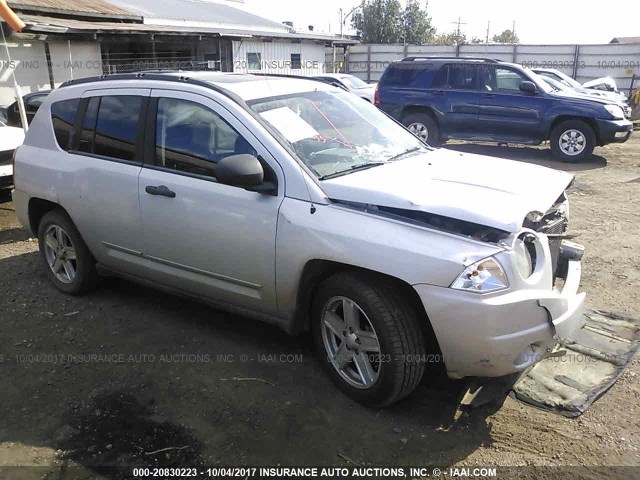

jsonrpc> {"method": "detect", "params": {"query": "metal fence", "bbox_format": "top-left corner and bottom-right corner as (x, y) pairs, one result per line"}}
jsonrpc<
(336, 43), (640, 93)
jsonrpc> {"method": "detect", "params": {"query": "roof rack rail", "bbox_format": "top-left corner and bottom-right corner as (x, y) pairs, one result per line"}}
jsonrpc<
(261, 73), (349, 91)
(58, 71), (247, 107)
(401, 56), (500, 63)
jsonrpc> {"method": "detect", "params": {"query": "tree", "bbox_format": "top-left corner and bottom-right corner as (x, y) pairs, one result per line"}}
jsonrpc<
(492, 29), (519, 44)
(400, 0), (436, 45)
(433, 31), (467, 45)
(351, 0), (403, 44)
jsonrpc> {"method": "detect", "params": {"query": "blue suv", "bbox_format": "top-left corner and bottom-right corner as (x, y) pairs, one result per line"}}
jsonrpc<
(375, 57), (633, 162)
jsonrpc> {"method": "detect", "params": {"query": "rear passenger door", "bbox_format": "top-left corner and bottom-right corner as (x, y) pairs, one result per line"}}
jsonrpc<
(137, 89), (284, 314)
(57, 89), (149, 272)
(434, 64), (482, 138)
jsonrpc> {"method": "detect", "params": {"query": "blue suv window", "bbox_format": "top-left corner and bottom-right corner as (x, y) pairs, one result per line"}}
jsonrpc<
(446, 65), (479, 90)
(383, 63), (427, 87)
(494, 67), (528, 92)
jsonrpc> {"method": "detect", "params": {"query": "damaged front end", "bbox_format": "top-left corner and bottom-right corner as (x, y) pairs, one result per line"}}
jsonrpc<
(335, 186), (588, 380)
(522, 191), (585, 282)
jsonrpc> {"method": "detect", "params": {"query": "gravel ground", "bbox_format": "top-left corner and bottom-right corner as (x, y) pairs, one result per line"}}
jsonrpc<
(0, 135), (638, 479)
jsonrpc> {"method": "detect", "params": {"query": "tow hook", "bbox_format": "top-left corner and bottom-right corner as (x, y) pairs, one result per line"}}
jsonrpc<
(546, 348), (567, 358)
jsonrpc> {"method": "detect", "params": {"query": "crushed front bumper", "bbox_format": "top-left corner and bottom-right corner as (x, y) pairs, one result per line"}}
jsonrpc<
(414, 245), (586, 379)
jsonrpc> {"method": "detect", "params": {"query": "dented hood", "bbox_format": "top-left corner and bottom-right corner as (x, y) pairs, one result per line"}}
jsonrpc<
(320, 149), (574, 233)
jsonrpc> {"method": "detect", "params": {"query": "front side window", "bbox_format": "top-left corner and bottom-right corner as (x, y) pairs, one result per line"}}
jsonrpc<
(92, 96), (143, 161)
(494, 67), (528, 92)
(154, 97), (256, 180)
(249, 89), (426, 179)
(50, 98), (81, 151)
(247, 52), (262, 70)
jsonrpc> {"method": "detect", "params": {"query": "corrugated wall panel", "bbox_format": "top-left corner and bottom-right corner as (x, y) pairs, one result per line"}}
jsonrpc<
(232, 40), (325, 75)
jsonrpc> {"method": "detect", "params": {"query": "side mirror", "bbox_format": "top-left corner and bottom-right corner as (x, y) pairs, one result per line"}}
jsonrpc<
(519, 81), (537, 93)
(216, 154), (264, 187)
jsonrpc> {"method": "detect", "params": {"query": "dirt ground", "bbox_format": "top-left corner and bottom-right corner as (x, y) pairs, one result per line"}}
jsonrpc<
(0, 134), (639, 479)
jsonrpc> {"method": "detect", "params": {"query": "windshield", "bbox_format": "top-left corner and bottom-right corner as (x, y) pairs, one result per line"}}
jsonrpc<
(249, 89), (426, 179)
(339, 75), (370, 90)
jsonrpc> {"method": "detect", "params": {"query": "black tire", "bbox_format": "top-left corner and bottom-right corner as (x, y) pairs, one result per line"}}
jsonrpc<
(37, 209), (98, 295)
(312, 272), (426, 407)
(550, 120), (596, 163)
(402, 112), (441, 147)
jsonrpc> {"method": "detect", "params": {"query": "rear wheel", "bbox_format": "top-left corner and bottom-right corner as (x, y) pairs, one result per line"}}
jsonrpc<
(550, 120), (596, 163)
(312, 272), (426, 406)
(402, 112), (441, 147)
(38, 209), (98, 295)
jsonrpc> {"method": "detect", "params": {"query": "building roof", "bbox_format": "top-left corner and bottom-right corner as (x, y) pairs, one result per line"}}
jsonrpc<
(106, 0), (288, 34)
(7, 0), (139, 20)
(610, 36), (640, 44)
(11, 0), (357, 44)
(19, 13), (356, 44)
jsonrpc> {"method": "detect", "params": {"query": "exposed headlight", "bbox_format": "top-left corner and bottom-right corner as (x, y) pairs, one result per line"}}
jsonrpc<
(604, 104), (624, 119)
(514, 234), (536, 279)
(451, 257), (509, 293)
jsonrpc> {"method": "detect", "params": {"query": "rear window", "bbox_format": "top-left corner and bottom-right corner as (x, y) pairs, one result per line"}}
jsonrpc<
(382, 63), (433, 87)
(50, 98), (81, 151)
(84, 96), (144, 162)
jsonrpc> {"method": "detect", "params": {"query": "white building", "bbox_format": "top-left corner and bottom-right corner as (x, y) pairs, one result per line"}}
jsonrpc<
(1, 0), (355, 104)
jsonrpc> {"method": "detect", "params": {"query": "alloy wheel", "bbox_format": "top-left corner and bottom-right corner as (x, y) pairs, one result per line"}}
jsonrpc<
(321, 296), (382, 389)
(43, 225), (78, 284)
(559, 129), (586, 156)
(408, 122), (429, 142)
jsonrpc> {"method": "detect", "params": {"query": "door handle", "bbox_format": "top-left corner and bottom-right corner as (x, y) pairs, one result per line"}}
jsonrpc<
(145, 185), (176, 198)
(432, 91), (445, 96)
(483, 94), (496, 98)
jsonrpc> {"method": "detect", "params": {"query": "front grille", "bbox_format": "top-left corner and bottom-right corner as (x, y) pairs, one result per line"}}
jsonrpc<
(539, 218), (567, 236)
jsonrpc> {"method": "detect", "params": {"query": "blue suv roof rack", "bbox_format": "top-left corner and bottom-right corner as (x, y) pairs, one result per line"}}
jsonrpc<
(401, 56), (500, 63)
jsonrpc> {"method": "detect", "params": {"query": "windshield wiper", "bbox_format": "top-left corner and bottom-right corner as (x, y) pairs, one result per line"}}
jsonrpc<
(319, 162), (385, 180)
(387, 146), (427, 162)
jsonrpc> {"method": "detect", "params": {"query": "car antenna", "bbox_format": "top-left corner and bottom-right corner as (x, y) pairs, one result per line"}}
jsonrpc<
(301, 166), (317, 215)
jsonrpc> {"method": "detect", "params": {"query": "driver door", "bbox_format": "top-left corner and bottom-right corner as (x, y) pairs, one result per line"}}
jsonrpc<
(138, 90), (284, 314)
(478, 65), (550, 142)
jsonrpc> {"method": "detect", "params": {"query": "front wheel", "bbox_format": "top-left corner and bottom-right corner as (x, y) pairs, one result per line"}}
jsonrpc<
(312, 273), (426, 407)
(550, 120), (596, 163)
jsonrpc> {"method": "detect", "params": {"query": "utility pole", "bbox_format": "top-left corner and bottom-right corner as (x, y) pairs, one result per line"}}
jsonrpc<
(485, 21), (490, 54)
(340, 6), (358, 39)
(451, 17), (467, 39)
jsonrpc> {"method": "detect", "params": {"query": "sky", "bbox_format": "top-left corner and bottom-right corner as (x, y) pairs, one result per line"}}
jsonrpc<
(238, 0), (639, 44)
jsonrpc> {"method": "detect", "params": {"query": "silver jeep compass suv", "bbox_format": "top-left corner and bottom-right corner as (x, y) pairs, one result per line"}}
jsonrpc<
(12, 72), (586, 406)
